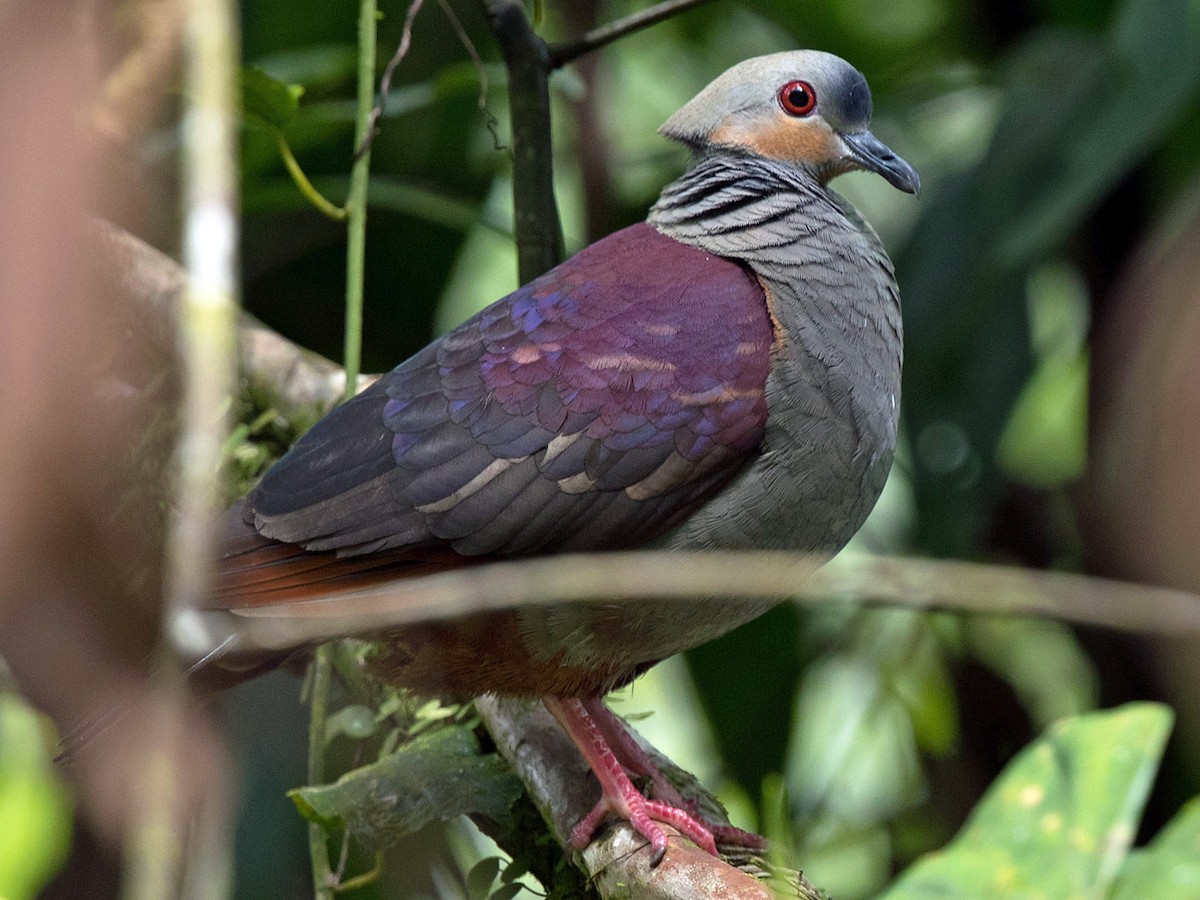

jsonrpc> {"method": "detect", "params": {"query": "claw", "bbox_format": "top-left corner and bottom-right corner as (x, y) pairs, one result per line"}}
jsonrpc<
(545, 697), (757, 866)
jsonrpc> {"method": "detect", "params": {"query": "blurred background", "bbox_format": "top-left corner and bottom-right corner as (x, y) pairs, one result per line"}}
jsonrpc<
(4, 0), (1200, 897)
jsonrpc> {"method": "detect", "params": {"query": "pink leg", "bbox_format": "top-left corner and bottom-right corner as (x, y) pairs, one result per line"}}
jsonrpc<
(582, 698), (767, 852)
(544, 697), (718, 865)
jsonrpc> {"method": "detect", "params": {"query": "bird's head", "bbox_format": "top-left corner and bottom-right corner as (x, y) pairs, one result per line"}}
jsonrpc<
(661, 50), (920, 195)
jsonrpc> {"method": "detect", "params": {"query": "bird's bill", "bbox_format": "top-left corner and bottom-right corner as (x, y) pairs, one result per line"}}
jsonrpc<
(842, 130), (921, 195)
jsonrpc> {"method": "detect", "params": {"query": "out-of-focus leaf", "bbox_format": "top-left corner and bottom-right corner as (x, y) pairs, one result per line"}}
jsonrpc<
(1112, 797), (1200, 898)
(892, 616), (959, 756)
(786, 609), (956, 829)
(880, 703), (1171, 899)
(794, 819), (891, 900)
(899, 0), (1200, 556)
(998, 260), (1090, 486)
(687, 604), (805, 799)
(488, 884), (524, 900)
(997, 348), (1088, 486)
(252, 44), (357, 91)
(289, 725), (523, 850)
(324, 704), (377, 743)
(0, 694), (71, 900)
(241, 65), (303, 131)
(965, 616), (1097, 726)
(465, 855), (502, 900)
(786, 654), (923, 823)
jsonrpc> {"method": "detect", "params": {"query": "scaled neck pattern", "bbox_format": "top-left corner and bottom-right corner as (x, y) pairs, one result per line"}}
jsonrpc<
(648, 153), (903, 553)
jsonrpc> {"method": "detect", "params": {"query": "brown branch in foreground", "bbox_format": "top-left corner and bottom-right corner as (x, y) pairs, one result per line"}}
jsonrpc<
(548, 0), (719, 69)
(213, 548), (1200, 657)
(93, 222), (375, 431)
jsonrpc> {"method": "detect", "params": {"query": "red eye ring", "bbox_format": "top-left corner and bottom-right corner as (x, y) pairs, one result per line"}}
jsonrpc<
(778, 80), (817, 116)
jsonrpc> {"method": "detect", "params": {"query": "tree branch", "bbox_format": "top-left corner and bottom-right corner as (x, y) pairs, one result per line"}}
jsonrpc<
(548, 0), (719, 69)
(478, 0), (564, 282)
(476, 698), (796, 900)
(93, 222), (372, 430)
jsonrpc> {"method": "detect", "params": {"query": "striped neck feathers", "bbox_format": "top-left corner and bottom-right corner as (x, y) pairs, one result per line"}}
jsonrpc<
(647, 153), (874, 269)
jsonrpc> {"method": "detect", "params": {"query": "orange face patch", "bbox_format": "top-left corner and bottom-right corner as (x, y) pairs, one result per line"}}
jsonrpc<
(712, 116), (842, 167)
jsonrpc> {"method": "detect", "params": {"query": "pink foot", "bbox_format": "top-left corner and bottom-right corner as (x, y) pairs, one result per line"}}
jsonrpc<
(545, 697), (719, 865)
(582, 698), (768, 853)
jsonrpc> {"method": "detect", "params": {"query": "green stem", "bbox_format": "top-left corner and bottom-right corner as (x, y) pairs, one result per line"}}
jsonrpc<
(308, 2), (377, 893)
(307, 645), (335, 900)
(343, 0), (377, 402)
(277, 131), (347, 222)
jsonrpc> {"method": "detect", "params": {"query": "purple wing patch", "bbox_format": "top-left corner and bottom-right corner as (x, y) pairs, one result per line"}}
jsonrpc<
(473, 223), (770, 460)
(251, 222), (773, 558)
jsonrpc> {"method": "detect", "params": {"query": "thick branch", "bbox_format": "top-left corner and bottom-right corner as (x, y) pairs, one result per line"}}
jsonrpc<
(478, 0), (564, 282)
(548, 0), (719, 69)
(93, 222), (372, 429)
(476, 699), (794, 900)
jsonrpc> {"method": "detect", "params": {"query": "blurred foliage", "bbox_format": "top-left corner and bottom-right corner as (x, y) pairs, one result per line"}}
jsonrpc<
(216, 0), (1200, 896)
(882, 703), (1188, 899)
(0, 691), (71, 900)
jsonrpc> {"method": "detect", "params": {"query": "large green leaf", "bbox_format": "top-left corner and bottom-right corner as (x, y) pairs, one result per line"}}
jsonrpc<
(1111, 797), (1200, 899)
(290, 724), (523, 850)
(880, 703), (1172, 899)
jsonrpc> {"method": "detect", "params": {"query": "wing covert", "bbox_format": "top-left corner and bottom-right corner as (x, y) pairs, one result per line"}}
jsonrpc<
(249, 222), (774, 558)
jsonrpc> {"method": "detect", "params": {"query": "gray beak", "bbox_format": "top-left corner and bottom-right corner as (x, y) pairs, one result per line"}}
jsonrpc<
(842, 130), (920, 195)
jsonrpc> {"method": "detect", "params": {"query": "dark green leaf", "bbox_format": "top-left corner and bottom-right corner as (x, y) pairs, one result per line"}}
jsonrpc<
(880, 703), (1172, 899)
(288, 725), (523, 850)
(241, 65), (303, 131)
(466, 856), (502, 900)
(489, 884), (525, 900)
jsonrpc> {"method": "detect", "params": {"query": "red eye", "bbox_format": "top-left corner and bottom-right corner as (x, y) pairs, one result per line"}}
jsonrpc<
(778, 80), (817, 116)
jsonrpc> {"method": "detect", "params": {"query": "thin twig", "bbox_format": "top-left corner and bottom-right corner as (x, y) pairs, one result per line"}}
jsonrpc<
(306, 0), (379, 892)
(277, 131), (348, 221)
(548, 0), (719, 69)
(435, 0), (503, 148)
(217, 550), (1200, 659)
(356, 0), (427, 161)
(307, 645), (336, 900)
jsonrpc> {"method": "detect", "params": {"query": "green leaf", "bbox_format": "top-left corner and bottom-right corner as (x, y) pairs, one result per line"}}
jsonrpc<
(965, 616), (1098, 727)
(466, 856), (502, 900)
(325, 704), (378, 743)
(1112, 797), (1200, 899)
(881, 703), (1172, 899)
(289, 725), (523, 850)
(0, 694), (72, 900)
(786, 653), (924, 823)
(241, 65), (303, 131)
(488, 884), (525, 900)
